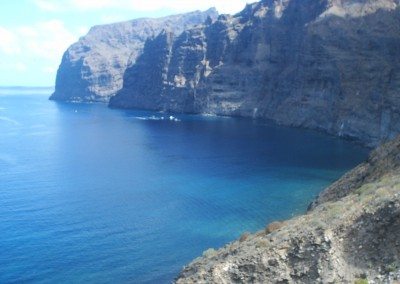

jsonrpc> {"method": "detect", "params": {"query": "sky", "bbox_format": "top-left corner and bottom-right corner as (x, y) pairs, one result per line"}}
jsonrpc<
(0, 0), (252, 87)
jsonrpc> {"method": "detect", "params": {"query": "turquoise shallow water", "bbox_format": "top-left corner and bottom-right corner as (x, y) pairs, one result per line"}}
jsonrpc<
(0, 89), (368, 283)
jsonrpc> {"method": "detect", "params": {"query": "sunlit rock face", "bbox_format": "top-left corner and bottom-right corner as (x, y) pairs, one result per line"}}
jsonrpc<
(50, 8), (218, 103)
(111, 0), (400, 146)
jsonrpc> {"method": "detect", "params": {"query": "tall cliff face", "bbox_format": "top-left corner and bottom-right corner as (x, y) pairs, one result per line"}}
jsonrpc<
(50, 8), (218, 103)
(175, 135), (400, 283)
(110, 0), (400, 146)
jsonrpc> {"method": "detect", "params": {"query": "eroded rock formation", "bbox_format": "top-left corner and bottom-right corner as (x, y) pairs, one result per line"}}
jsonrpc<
(111, 0), (400, 146)
(50, 8), (218, 102)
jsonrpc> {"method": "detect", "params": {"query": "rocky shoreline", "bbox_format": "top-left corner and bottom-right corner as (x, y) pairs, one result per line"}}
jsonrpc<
(175, 136), (400, 283)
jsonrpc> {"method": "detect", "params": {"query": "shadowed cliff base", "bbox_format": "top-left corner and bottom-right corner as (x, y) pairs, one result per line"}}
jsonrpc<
(110, 0), (400, 147)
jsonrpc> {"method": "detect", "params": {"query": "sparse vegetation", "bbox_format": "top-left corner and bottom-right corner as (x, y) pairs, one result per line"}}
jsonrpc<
(354, 278), (368, 284)
(239, 232), (250, 243)
(265, 221), (284, 235)
(178, 137), (400, 283)
(255, 239), (269, 248)
(202, 248), (217, 258)
(385, 262), (397, 273)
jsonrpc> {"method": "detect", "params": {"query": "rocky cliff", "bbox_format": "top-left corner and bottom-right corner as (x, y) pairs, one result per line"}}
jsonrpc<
(110, 0), (400, 147)
(50, 8), (218, 103)
(175, 135), (400, 283)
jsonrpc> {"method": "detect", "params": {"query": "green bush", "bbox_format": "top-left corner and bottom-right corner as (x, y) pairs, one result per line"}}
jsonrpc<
(354, 278), (368, 284)
(385, 262), (397, 273)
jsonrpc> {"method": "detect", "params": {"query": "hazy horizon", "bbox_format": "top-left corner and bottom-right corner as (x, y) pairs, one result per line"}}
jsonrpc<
(0, 86), (54, 88)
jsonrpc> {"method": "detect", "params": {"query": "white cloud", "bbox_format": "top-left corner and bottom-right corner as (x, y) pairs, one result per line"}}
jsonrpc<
(70, 0), (115, 10)
(0, 20), (76, 61)
(101, 14), (128, 24)
(76, 26), (90, 36)
(0, 27), (20, 55)
(27, 20), (76, 61)
(33, 0), (64, 12)
(42, 66), (56, 73)
(14, 63), (27, 72)
(0, 20), (79, 79)
(124, 0), (252, 14)
(17, 26), (39, 37)
(33, 0), (252, 15)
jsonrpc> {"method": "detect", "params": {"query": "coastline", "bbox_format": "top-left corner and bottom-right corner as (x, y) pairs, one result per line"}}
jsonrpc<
(175, 136), (400, 283)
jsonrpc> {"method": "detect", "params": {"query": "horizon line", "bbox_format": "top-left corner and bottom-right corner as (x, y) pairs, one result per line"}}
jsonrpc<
(0, 86), (55, 88)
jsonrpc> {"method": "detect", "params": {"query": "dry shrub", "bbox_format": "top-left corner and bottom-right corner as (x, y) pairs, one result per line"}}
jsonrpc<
(239, 232), (250, 243)
(265, 221), (284, 235)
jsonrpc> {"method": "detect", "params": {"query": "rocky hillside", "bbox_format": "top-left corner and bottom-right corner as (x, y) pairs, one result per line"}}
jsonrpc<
(175, 135), (400, 283)
(110, 0), (400, 146)
(50, 8), (218, 103)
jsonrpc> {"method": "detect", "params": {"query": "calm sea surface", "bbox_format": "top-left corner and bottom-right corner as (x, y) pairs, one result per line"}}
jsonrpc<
(0, 89), (368, 283)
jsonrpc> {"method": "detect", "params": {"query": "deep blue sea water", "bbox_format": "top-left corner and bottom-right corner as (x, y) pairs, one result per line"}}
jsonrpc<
(0, 89), (368, 283)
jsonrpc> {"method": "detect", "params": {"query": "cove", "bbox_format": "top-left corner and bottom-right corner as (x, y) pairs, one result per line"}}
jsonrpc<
(0, 90), (368, 283)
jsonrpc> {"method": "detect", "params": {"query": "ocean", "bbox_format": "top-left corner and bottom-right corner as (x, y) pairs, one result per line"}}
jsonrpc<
(0, 89), (368, 283)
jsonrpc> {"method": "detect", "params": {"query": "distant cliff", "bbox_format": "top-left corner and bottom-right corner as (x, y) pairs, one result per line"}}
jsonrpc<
(176, 135), (400, 283)
(50, 8), (218, 103)
(50, 2), (400, 282)
(110, 0), (400, 146)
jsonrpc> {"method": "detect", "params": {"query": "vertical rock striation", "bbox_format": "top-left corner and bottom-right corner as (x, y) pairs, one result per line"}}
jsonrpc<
(110, 0), (400, 146)
(50, 8), (218, 103)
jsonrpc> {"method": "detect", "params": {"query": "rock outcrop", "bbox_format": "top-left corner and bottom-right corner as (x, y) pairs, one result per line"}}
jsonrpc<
(175, 135), (400, 283)
(110, 0), (400, 146)
(50, 8), (218, 103)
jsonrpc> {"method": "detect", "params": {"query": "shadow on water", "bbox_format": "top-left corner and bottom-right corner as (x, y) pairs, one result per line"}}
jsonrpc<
(0, 94), (369, 283)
